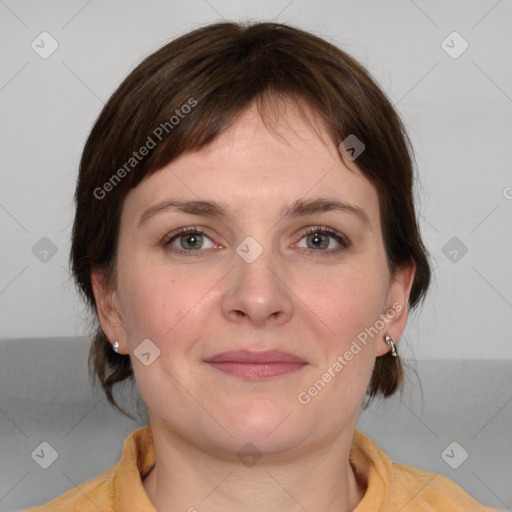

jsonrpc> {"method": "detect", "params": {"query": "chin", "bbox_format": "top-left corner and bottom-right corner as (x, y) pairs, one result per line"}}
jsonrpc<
(220, 400), (305, 449)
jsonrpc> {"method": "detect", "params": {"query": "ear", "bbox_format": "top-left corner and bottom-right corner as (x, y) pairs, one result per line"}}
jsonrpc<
(376, 259), (416, 356)
(91, 268), (128, 354)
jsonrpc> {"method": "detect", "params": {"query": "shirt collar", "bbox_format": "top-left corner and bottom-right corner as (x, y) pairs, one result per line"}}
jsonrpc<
(113, 425), (157, 511)
(111, 426), (389, 510)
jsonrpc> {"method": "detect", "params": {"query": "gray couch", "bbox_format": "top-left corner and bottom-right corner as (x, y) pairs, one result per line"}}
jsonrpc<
(0, 337), (510, 511)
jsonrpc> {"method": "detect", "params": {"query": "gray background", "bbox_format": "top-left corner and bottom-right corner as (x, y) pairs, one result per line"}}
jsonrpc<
(0, 0), (511, 510)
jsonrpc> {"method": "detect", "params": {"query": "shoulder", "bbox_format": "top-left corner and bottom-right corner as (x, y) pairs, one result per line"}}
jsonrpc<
(390, 462), (499, 511)
(22, 426), (154, 512)
(352, 430), (499, 511)
(23, 466), (116, 512)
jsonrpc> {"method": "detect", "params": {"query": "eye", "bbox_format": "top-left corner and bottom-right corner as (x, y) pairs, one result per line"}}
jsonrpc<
(162, 225), (351, 258)
(163, 227), (219, 255)
(295, 226), (351, 256)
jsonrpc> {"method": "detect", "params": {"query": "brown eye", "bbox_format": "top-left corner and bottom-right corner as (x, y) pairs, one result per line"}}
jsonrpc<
(306, 232), (330, 250)
(177, 232), (204, 250)
(163, 227), (218, 255)
(296, 227), (351, 256)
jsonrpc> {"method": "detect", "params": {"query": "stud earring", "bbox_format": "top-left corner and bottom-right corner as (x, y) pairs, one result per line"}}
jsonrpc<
(384, 334), (397, 357)
(113, 341), (120, 353)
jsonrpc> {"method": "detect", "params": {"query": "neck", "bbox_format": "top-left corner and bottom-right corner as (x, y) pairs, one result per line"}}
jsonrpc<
(143, 421), (366, 512)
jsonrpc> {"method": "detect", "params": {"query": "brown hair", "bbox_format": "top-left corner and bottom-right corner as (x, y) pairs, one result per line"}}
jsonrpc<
(70, 21), (431, 413)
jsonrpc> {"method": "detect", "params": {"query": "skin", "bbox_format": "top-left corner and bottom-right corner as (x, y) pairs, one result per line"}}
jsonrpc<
(92, 98), (415, 512)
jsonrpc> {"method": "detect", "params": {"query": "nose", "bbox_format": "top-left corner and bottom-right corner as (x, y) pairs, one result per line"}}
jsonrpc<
(221, 244), (293, 328)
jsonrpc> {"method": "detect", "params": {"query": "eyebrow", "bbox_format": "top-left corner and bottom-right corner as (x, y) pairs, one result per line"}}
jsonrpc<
(138, 197), (371, 228)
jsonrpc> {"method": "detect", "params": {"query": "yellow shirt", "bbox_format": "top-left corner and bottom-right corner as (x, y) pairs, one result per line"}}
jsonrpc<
(25, 426), (499, 511)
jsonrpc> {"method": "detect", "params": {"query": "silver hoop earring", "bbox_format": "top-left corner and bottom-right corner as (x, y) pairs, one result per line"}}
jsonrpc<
(113, 341), (120, 353)
(384, 335), (397, 357)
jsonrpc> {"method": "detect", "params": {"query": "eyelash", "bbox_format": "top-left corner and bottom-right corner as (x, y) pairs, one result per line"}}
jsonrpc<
(162, 225), (351, 258)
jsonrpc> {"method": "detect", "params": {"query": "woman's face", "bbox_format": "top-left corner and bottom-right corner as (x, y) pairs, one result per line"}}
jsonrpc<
(94, 100), (414, 459)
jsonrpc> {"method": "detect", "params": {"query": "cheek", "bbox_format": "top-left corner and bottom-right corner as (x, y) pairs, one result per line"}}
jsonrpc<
(293, 272), (386, 433)
(116, 257), (177, 341)
(306, 268), (388, 343)
(116, 259), (218, 350)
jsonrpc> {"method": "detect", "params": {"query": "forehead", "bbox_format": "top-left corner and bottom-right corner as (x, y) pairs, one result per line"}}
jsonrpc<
(177, 99), (353, 178)
(122, 99), (380, 226)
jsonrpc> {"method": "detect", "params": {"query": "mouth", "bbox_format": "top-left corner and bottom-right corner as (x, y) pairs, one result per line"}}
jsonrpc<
(203, 349), (308, 380)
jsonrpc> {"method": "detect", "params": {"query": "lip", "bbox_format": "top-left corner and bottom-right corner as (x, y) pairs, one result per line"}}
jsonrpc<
(205, 349), (306, 364)
(204, 350), (308, 380)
